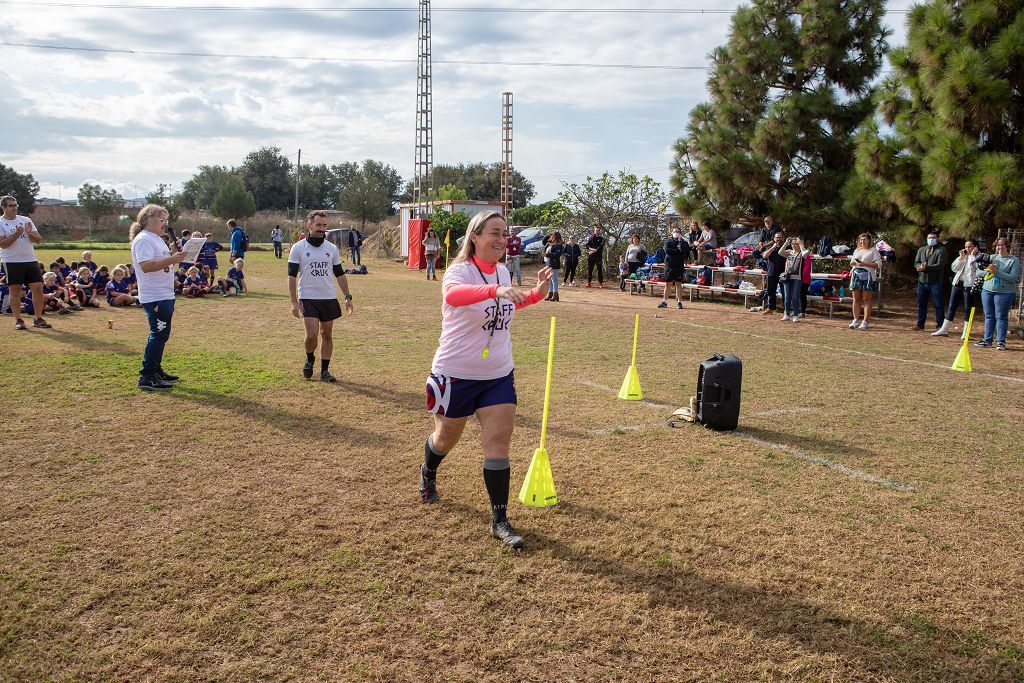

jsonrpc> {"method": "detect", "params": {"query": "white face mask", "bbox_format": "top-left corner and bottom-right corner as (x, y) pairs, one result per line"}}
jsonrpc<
(927, 237), (938, 247)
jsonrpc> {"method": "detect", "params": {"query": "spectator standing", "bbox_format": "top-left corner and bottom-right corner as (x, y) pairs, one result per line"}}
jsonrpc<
(228, 219), (246, 260)
(976, 236), (1020, 350)
(760, 230), (786, 315)
(658, 227), (689, 309)
(754, 216), (776, 258)
(778, 237), (809, 322)
(544, 231), (564, 301)
(0, 195), (50, 330)
(422, 228), (441, 281)
(585, 226), (605, 287)
(914, 231), (949, 330)
(348, 228), (362, 265)
(934, 239), (979, 337)
(624, 234), (648, 281)
(271, 225), (283, 259)
(849, 233), (883, 329)
(504, 226), (523, 286)
(562, 236), (581, 286)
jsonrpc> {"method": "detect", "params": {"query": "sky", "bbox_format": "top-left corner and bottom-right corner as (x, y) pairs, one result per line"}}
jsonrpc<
(1, 0), (914, 204)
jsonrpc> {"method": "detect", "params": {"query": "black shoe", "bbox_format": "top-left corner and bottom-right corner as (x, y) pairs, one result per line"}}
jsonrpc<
(14, 318), (27, 330)
(320, 371), (337, 383)
(419, 465), (439, 504)
(303, 360), (314, 379)
(490, 519), (525, 549)
(33, 318), (52, 329)
(156, 370), (179, 383)
(138, 377), (173, 391)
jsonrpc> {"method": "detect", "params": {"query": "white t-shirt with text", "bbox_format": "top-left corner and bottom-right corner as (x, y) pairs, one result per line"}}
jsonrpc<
(0, 215), (38, 263)
(131, 230), (175, 303)
(289, 238), (342, 300)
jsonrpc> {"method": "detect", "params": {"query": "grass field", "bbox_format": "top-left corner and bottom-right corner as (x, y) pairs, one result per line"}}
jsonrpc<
(2, 249), (1023, 682)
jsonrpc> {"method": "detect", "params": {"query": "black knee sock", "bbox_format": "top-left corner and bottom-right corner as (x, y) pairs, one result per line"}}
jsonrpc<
(306, 351), (315, 364)
(321, 358), (330, 373)
(423, 436), (446, 477)
(483, 458), (511, 523)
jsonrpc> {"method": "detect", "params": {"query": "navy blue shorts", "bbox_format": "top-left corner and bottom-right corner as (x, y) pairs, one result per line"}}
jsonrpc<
(425, 371), (517, 419)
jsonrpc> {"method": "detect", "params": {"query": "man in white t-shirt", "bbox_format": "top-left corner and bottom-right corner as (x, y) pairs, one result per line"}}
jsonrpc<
(0, 196), (50, 330)
(131, 205), (186, 391)
(288, 210), (354, 382)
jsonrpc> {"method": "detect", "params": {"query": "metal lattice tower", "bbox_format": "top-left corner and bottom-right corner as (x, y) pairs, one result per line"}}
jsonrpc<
(413, 0), (433, 218)
(501, 92), (513, 219)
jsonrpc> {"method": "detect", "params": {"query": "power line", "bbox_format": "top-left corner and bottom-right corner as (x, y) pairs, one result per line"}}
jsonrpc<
(0, 1), (911, 12)
(0, 41), (709, 70)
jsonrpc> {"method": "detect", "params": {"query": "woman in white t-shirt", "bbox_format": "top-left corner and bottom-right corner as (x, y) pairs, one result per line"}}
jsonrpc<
(421, 210), (552, 550)
(848, 232), (882, 330)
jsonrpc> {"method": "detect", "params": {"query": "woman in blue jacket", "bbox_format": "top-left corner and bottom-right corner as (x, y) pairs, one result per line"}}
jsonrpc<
(976, 236), (1020, 350)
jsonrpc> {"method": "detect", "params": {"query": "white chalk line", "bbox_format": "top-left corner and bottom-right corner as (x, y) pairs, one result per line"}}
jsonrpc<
(655, 316), (1024, 385)
(579, 379), (675, 410)
(579, 380), (916, 492)
(733, 430), (918, 493)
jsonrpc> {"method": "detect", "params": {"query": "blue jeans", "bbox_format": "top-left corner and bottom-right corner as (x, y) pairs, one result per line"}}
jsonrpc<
(273, 241), (282, 258)
(917, 281), (945, 329)
(350, 245), (361, 265)
(425, 254), (437, 278)
(549, 268), (559, 294)
(141, 298), (175, 379)
(945, 284), (974, 322)
(981, 289), (1014, 345)
(507, 255), (521, 285)
(784, 278), (801, 317)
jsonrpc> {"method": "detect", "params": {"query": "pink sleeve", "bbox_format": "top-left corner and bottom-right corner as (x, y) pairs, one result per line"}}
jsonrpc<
(444, 283), (499, 307)
(514, 287), (545, 310)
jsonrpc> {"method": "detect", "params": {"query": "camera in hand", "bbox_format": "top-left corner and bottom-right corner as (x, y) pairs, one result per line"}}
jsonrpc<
(973, 252), (993, 289)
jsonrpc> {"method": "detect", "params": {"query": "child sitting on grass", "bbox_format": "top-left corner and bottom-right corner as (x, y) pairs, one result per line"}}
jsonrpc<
(56, 257), (71, 280)
(105, 267), (137, 306)
(49, 262), (66, 286)
(81, 251), (98, 272)
(174, 264), (188, 295)
(182, 266), (206, 298)
(221, 258), (246, 296)
(125, 263), (138, 295)
(197, 264), (214, 295)
(92, 265), (110, 294)
(0, 271), (10, 314)
(42, 271), (79, 314)
(75, 266), (100, 307)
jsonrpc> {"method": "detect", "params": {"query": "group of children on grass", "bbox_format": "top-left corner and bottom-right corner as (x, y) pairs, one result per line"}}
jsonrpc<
(0, 244), (247, 317)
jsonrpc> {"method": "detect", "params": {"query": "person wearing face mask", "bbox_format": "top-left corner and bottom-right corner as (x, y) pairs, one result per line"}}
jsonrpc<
(933, 239), (979, 338)
(914, 231), (949, 331)
(975, 236), (1020, 350)
(288, 210), (355, 383)
(659, 228), (689, 309)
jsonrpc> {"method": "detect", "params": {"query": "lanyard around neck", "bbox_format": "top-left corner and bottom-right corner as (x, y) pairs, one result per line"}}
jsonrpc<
(472, 260), (502, 359)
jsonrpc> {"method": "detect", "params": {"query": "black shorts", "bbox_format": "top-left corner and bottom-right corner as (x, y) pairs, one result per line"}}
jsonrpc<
(664, 266), (687, 283)
(300, 298), (342, 322)
(3, 261), (43, 286)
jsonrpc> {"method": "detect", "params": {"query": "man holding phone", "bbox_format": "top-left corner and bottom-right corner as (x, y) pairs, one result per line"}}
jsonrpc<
(0, 196), (50, 330)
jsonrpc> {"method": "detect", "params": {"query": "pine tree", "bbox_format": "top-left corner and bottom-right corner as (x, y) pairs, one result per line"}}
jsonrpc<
(850, 0), (1024, 241)
(671, 0), (888, 235)
(211, 175), (256, 221)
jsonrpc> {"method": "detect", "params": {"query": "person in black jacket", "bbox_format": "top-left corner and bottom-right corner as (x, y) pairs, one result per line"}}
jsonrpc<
(658, 227), (690, 309)
(544, 231), (565, 301)
(562, 236), (582, 286)
(585, 227), (605, 287)
(760, 230), (787, 314)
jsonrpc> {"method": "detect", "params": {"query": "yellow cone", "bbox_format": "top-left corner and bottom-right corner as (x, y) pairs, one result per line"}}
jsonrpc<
(519, 316), (559, 507)
(618, 313), (643, 400)
(518, 446), (558, 507)
(618, 364), (643, 400)
(951, 344), (972, 372)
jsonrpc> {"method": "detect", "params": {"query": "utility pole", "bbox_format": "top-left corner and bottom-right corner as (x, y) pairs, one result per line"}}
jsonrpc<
(413, 0), (433, 218)
(501, 92), (513, 219)
(293, 148), (302, 223)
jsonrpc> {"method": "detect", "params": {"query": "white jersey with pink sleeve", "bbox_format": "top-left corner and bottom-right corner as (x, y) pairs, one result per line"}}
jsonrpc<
(431, 261), (517, 380)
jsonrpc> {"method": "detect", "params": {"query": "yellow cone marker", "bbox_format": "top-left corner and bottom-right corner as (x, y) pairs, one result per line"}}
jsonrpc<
(951, 307), (976, 373)
(618, 313), (643, 400)
(519, 316), (559, 507)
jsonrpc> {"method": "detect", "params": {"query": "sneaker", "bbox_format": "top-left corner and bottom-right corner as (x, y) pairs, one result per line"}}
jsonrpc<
(798, 313), (806, 318)
(585, 283), (592, 288)
(14, 318), (26, 330)
(57, 307), (71, 315)
(780, 315), (790, 321)
(849, 319), (860, 329)
(303, 360), (314, 380)
(997, 343), (1006, 351)
(676, 301), (683, 309)
(138, 376), (173, 391)
(320, 371), (337, 383)
(490, 519), (525, 549)
(657, 301), (668, 308)
(32, 318), (52, 329)
(858, 321), (870, 330)
(69, 303), (84, 311)
(761, 308), (773, 315)
(791, 316), (799, 323)
(975, 341), (992, 348)
(156, 370), (179, 383)
(419, 465), (439, 504)
(748, 306), (763, 312)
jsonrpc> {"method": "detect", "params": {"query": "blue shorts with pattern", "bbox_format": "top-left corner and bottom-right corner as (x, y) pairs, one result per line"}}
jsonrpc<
(425, 370), (516, 419)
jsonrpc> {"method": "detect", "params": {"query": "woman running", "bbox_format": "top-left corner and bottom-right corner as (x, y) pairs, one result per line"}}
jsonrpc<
(421, 210), (552, 549)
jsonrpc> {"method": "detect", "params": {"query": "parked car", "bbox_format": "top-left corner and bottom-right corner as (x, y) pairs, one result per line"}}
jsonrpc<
(516, 227), (551, 259)
(724, 230), (761, 261)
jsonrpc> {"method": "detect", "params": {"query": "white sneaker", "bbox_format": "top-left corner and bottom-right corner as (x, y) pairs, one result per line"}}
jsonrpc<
(780, 315), (790, 321)
(858, 321), (870, 330)
(791, 316), (799, 323)
(849, 319), (860, 329)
